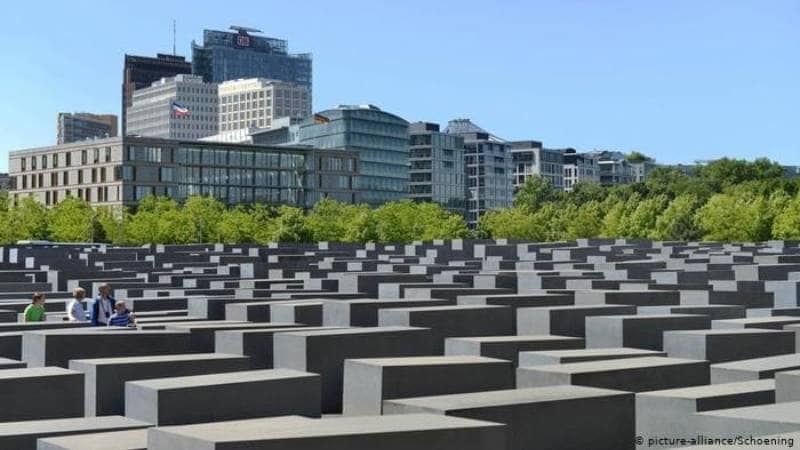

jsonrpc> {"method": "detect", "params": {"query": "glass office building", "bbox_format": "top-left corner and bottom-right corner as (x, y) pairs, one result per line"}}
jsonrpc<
(445, 119), (513, 226)
(8, 137), (357, 208)
(293, 105), (409, 207)
(57, 113), (118, 144)
(122, 54), (192, 136)
(408, 122), (466, 216)
(192, 27), (312, 91)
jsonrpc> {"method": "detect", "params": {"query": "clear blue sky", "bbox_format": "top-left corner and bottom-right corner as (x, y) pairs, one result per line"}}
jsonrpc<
(1, 0), (798, 172)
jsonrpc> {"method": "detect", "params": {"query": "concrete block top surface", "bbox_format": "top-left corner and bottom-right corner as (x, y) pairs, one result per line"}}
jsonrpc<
(665, 329), (793, 337)
(710, 353), (800, 371)
(694, 401), (800, 424)
(522, 347), (664, 358)
(528, 356), (705, 374)
(379, 304), (510, 313)
(0, 366), (78, 380)
(69, 353), (248, 366)
(36, 429), (147, 450)
(0, 415), (150, 435)
(275, 326), (428, 337)
(346, 355), (509, 367)
(638, 379), (775, 399)
(384, 385), (631, 410)
(447, 335), (582, 343)
(149, 413), (503, 441)
(126, 368), (315, 389)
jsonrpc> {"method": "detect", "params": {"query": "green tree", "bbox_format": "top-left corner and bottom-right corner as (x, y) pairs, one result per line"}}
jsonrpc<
(626, 151), (652, 163)
(694, 192), (779, 242)
(514, 175), (555, 211)
(182, 195), (225, 242)
(479, 208), (544, 240)
(652, 194), (701, 240)
(563, 201), (604, 239)
(3, 197), (48, 242)
(271, 206), (311, 242)
(218, 206), (258, 244)
(626, 195), (668, 239)
(773, 193), (800, 239)
(47, 197), (94, 242)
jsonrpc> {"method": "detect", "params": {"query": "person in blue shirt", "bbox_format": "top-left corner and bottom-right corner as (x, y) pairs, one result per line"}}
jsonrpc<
(90, 283), (116, 326)
(107, 301), (136, 327)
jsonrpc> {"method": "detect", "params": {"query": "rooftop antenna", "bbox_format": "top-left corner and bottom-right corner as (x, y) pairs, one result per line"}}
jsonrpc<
(172, 19), (176, 56)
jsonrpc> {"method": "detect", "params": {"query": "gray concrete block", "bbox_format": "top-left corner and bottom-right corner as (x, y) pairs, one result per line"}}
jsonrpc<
(273, 326), (435, 413)
(712, 316), (800, 330)
(384, 385), (635, 450)
(146, 413), (507, 450)
(0, 367), (83, 421)
(343, 355), (514, 415)
(37, 429), (147, 450)
(636, 380), (776, 447)
(270, 301), (323, 326)
(0, 356), (26, 369)
(776, 370), (800, 403)
(378, 305), (515, 354)
(517, 304), (637, 338)
(517, 356), (710, 392)
(125, 369), (321, 425)
(22, 329), (194, 368)
(322, 298), (451, 327)
(637, 305), (746, 320)
(444, 335), (584, 365)
(711, 354), (800, 383)
(690, 402), (800, 440)
(518, 347), (666, 366)
(69, 353), (252, 416)
(664, 329), (796, 363)
(0, 416), (148, 450)
(165, 322), (299, 352)
(214, 326), (342, 369)
(585, 314), (711, 351)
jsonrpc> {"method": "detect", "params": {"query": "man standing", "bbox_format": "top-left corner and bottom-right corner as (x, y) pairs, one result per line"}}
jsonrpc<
(90, 283), (116, 326)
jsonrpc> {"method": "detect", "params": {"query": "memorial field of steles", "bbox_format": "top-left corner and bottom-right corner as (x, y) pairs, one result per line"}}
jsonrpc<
(1, 239), (800, 449)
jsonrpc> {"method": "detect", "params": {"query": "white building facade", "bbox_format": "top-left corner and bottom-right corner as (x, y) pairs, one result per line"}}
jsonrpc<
(126, 75), (219, 140)
(218, 78), (311, 132)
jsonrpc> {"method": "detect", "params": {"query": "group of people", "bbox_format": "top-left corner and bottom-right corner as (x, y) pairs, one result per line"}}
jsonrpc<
(23, 283), (136, 327)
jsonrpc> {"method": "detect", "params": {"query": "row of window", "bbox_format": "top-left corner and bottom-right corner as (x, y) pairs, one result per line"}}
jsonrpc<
(18, 147), (112, 172)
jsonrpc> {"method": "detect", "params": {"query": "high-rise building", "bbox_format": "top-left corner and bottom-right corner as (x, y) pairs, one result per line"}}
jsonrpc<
(254, 105), (409, 207)
(126, 75), (219, 140)
(408, 122), (466, 216)
(122, 54), (192, 136)
(218, 78), (311, 132)
(510, 141), (565, 191)
(562, 149), (599, 191)
(56, 113), (118, 144)
(192, 26), (312, 90)
(8, 136), (358, 208)
(445, 119), (513, 226)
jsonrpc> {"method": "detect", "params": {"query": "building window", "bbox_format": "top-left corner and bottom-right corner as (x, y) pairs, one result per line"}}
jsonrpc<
(81, 150), (87, 165)
(66, 153), (71, 166)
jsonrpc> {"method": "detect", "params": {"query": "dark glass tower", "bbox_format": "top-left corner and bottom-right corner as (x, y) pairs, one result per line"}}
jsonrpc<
(191, 27), (312, 89)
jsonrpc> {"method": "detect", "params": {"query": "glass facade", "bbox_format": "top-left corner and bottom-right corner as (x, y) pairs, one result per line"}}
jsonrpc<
(408, 122), (466, 216)
(296, 106), (409, 207)
(57, 113), (117, 144)
(192, 29), (312, 89)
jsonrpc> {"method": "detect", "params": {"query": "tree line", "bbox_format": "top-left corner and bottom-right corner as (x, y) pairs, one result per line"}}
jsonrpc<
(481, 158), (800, 242)
(1, 157), (798, 244)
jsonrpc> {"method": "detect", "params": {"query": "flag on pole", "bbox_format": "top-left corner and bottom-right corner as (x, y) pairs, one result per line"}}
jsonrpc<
(172, 102), (190, 117)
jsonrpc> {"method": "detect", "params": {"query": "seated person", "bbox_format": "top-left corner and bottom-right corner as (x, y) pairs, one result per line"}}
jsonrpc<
(107, 301), (136, 327)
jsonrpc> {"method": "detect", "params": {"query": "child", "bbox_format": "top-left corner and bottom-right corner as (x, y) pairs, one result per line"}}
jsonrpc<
(23, 293), (47, 322)
(107, 301), (135, 327)
(66, 288), (87, 322)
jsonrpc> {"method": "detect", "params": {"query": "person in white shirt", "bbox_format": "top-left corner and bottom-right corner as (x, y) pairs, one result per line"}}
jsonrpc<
(67, 287), (87, 322)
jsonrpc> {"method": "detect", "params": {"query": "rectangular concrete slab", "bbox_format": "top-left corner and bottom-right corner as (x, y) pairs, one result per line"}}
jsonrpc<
(0, 416), (149, 450)
(343, 355), (514, 415)
(146, 413), (507, 450)
(37, 429), (147, 450)
(69, 352), (252, 416)
(125, 368), (321, 425)
(664, 329), (796, 363)
(516, 356), (710, 392)
(444, 335), (584, 365)
(518, 347), (667, 366)
(0, 367), (84, 421)
(711, 354), (800, 384)
(384, 385), (635, 450)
